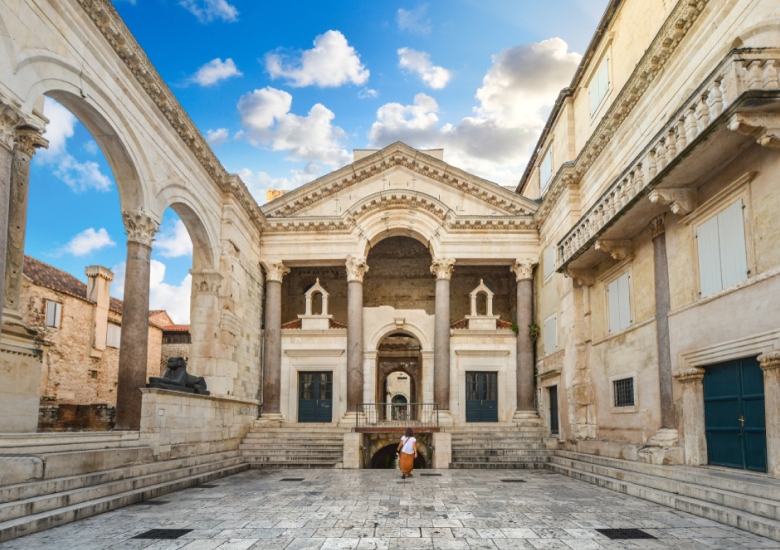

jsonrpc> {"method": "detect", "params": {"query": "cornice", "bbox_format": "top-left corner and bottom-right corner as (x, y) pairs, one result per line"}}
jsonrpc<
(76, 0), (265, 231)
(533, 0), (710, 223)
(263, 142), (538, 218)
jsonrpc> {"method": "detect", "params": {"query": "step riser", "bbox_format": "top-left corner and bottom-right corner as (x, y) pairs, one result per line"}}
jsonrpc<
(450, 463), (547, 469)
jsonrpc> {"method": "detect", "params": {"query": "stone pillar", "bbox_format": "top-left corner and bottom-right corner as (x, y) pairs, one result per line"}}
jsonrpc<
(652, 216), (675, 430)
(759, 352), (780, 478)
(0, 107), (24, 325)
(261, 260), (289, 419)
(3, 127), (47, 318)
(114, 211), (159, 430)
(511, 259), (537, 416)
(430, 258), (455, 412)
(676, 367), (707, 466)
(188, 269), (223, 391)
(346, 255), (369, 413)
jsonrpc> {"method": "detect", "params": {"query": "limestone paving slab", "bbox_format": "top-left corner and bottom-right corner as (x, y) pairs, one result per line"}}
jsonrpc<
(3, 469), (780, 549)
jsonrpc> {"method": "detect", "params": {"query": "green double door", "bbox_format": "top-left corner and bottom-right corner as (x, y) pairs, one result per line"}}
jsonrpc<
(298, 372), (333, 423)
(703, 357), (766, 472)
(466, 372), (498, 422)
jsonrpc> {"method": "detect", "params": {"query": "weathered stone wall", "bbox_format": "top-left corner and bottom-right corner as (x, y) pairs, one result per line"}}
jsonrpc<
(364, 237), (435, 314)
(38, 404), (115, 431)
(161, 342), (190, 373)
(450, 266), (514, 323)
(282, 267), (348, 326)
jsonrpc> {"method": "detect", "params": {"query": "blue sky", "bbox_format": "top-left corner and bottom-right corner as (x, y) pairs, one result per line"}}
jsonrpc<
(26, 0), (608, 323)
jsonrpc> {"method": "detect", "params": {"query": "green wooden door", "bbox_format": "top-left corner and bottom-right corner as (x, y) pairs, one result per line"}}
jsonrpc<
(465, 372), (498, 422)
(298, 372), (333, 423)
(703, 357), (766, 472)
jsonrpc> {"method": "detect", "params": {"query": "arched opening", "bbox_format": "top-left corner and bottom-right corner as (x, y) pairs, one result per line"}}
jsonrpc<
(370, 442), (428, 470)
(310, 290), (324, 315)
(391, 392), (409, 420)
(364, 236), (435, 313)
(376, 332), (421, 420)
(476, 292), (488, 316)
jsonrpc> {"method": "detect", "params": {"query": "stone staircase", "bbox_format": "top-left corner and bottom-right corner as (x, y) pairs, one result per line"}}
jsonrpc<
(0, 435), (247, 542)
(239, 423), (347, 468)
(449, 424), (551, 469)
(549, 450), (780, 541)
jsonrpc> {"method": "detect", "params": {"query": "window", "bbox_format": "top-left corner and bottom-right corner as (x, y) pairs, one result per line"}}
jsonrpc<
(696, 199), (748, 297)
(45, 300), (62, 329)
(106, 323), (121, 349)
(589, 54), (610, 116)
(607, 272), (632, 333)
(544, 315), (557, 355)
(543, 245), (556, 279)
(549, 386), (559, 435)
(613, 377), (635, 407)
(540, 147), (553, 193)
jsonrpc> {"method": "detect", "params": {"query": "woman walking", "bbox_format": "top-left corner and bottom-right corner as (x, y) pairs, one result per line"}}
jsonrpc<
(397, 427), (417, 479)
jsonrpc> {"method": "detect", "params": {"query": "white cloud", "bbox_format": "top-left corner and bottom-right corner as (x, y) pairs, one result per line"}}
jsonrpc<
(190, 58), (242, 86)
(83, 140), (99, 155)
(155, 219), (193, 258)
(36, 98), (113, 193)
(237, 162), (323, 204)
(112, 260), (192, 324)
(358, 88), (379, 99)
(206, 128), (229, 146)
(397, 48), (452, 89)
(368, 38), (581, 184)
(265, 30), (369, 88)
(397, 5), (432, 35)
(179, 0), (238, 23)
(62, 227), (116, 256)
(237, 87), (350, 167)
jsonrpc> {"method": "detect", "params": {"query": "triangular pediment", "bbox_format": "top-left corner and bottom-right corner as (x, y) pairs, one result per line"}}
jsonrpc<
(261, 142), (538, 219)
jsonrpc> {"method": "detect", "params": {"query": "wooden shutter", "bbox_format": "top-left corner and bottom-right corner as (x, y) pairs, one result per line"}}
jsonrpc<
(717, 199), (748, 289)
(607, 278), (621, 333)
(540, 149), (552, 191)
(544, 246), (555, 279)
(697, 214), (722, 297)
(544, 316), (557, 354)
(107, 323), (121, 348)
(590, 56), (610, 115)
(45, 301), (61, 328)
(617, 273), (631, 329)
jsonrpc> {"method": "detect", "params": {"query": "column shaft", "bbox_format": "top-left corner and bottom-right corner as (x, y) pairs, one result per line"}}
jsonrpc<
(262, 279), (283, 415)
(434, 277), (450, 408)
(3, 140), (34, 312)
(516, 278), (534, 410)
(652, 218), (675, 429)
(114, 240), (153, 430)
(346, 280), (363, 411)
(0, 144), (11, 323)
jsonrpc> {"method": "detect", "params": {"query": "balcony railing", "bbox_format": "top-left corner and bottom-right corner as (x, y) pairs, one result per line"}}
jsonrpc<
(355, 403), (439, 429)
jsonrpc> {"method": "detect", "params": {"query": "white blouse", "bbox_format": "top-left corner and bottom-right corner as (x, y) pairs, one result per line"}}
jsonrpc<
(400, 436), (416, 454)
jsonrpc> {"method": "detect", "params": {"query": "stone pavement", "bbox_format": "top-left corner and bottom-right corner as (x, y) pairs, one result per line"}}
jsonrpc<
(4, 469), (780, 549)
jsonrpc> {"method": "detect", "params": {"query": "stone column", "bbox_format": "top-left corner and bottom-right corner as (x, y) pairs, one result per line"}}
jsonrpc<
(3, 126), (47, 318)
(0, 107), (23, 325)
(261, 260), (289, 418)
(188, 269), (223, 391)
(676, 367), (707, 466)
(652, 216), (676, 430)
(511, 259), (537, 415)
(430, 258), (455, 411)
(114, 211), (159, 431)
(759, 352), (780, 478)
(346, 255), (369, 413)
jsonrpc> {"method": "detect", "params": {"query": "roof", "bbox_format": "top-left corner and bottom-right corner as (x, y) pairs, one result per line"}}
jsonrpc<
(163, 324), (191, 333)
(281, 318), (347, 330)
(450, 318), (513, 330)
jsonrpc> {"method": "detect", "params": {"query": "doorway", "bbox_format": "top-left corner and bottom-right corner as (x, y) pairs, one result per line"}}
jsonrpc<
(466, 372), (498, 422)
(376, 333), (421, 420)
(298, 371), (333, 423)
(703, 357), (766, 472)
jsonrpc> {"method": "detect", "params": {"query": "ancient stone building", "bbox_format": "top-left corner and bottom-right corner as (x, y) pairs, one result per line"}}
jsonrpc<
(159, 321), (191, 374)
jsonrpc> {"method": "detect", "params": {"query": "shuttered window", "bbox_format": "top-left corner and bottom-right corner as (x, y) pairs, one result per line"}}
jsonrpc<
(607, 272), (632, 333)
(45, 301), (62, 329)
(540, 148), (553, 193)
(696, 199), (748, 297)
(106, 323), (121, 349)
(543, 245), (556, 279)
(589, 55), (610, 115)
(544, 315), (557, 355)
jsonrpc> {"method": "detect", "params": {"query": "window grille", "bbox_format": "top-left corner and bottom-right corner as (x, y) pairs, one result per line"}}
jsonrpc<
(613, 378), (635, 407)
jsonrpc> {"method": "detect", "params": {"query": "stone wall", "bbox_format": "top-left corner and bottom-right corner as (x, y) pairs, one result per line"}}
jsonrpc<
(161, 342), (190, 372)
(38, 404), (115, 431)
(364, 237), (436, 314)
(282, 267), (348, 326)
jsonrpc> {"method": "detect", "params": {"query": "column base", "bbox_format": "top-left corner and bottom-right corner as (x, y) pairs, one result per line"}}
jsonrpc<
(436, 410), (455, 427)
(513, 410), (543, 427)
(255, 413), (284, 427)
(638, 428), (684, 465)
(338, 411), (365, 429)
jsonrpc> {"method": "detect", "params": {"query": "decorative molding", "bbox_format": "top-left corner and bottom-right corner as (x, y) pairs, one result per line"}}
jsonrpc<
(674, 367), (705, 383)
(75, 0), (265, 232)
(262, 259), (290, 283)
(565, 267), (595, 287)
(430, 257), (456, 280)
(190, 269), (223, 295)
(595, 239), (631, 260)
(511, 259), (536, 281)
(345, 255), (369, 283)
(648, 189), (697, 215)
(13, 126), (48, 158)
(728, 112), (780, 149)
(650, 215), (665, 238)
(759, 351), (780, 371)
(0, 103), (24, 152)
(122, 210), (159, 247)
(285, 349), (345, 357)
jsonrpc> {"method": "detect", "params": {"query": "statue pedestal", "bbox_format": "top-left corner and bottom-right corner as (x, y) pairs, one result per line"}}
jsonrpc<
(0, 318), (42, 432)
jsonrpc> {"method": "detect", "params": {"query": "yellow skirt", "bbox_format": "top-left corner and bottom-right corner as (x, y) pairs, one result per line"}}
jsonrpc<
(400, 452), (414, 475)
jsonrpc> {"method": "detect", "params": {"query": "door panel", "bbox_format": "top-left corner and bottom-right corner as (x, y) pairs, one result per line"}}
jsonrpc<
(465, 372), (498, 422)
(298, 371), (333, 423)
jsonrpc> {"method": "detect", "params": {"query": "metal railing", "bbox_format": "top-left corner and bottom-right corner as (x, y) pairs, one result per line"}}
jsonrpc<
(356, 403), (439, 429)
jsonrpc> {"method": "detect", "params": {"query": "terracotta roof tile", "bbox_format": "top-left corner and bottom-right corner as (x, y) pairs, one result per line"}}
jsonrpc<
(163, 324), (191, 333)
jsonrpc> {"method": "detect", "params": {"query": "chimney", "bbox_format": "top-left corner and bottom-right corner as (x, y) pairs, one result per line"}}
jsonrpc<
(86, 266), (113, 352)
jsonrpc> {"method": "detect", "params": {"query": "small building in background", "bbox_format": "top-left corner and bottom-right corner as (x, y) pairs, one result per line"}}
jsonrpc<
(160, 323), (191, 373)
(266, 189), (286, 203)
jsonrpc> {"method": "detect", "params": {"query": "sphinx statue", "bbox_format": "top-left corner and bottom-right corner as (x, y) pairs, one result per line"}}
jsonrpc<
(147, 356), (209, 395)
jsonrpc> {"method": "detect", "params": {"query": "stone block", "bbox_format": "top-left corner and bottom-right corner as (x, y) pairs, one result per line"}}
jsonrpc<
(342, 432), (361, 469)
(432, 432), (451, 469)
(0, 456), (43, 486)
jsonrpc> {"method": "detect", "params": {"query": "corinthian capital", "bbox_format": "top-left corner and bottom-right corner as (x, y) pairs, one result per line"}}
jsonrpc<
(122, 210), (159, 247)
(12, 125), (48, 158)
(262, 259), (290, 283)
(759, 351), (780, 372)
(0, 104), (24, 152)
(430, 257), (456, 280)
(511, 259), (536, 281)
(346, 255), (370, 283)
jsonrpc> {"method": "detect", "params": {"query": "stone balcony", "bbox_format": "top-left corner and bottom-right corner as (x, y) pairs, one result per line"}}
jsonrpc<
(557, 48), (780, 273)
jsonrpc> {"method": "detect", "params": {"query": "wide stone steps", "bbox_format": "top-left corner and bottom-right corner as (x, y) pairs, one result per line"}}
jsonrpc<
(0, 453), (248, 542)
(549, 451), (780, 541)
(449, 428), (549, 470)
(239, 426), (348, 469)
(452, 451), (550, 460)
(450, 460), (549, 469)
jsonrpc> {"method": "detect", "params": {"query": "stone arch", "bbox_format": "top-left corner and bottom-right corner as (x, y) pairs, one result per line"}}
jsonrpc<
(368, 323), (432, 353)
(156, 185), (220, 271)
(734, 18), (780, 49)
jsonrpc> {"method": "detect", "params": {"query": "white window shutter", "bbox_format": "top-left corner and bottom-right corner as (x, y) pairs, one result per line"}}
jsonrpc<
(607, 279), (620, 333)
(717, 200), (748, 289)
(544, 246), (555, 279)
(544, 316), (557, 355)
(697, 215), (722, 297)
(54, 303), (62, 328)
(45, 301), (54, 327)
(617, 273), (631, 329)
